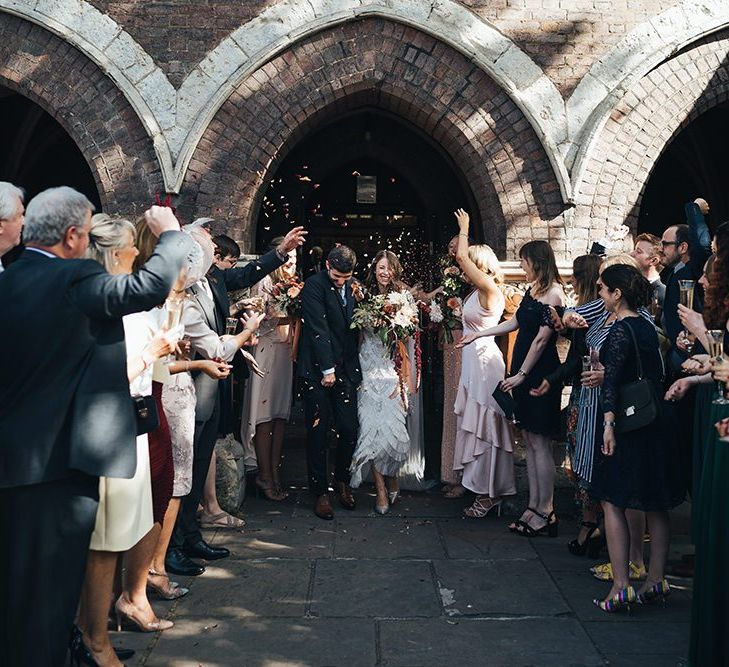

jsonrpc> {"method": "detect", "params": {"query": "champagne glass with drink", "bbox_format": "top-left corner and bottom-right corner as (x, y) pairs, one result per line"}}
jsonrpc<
(678, 279), (695, 354)
(706, 329), (729, 405)
(225, 317), (238, 335)
(163, 296), (185, 364)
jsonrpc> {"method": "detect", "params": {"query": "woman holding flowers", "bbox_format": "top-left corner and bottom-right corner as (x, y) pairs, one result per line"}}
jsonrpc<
(451, 209), (515, 517)
(240, 238), (300, 501)
(350, 250), (420, 514)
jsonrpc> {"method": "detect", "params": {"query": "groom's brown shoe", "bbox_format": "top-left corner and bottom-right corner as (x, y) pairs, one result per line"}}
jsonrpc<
(314, 493), (334, 520)
(334, 482), (356, 511)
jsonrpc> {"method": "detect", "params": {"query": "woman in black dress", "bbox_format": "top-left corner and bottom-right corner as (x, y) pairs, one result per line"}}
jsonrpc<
(591, 264), (684, 612)
(459, 240), (564, 536)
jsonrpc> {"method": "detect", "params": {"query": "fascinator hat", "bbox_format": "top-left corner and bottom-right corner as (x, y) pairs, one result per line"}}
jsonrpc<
(181, 217), (215, 289)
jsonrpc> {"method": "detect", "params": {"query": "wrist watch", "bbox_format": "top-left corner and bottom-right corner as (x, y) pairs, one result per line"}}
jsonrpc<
(603, 420), (616, 428)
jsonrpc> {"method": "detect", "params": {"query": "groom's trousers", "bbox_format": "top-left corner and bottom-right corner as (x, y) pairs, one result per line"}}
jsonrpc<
(303, 378), (359, 495)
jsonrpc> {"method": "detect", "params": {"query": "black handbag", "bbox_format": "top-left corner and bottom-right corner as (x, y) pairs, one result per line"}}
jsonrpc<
(614, 321), (659, 434)
(132, 394), (160, 436)
(492, 386), (517, 423)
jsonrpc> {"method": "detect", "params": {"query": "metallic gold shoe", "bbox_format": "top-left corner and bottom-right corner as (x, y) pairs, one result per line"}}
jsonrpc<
(590, 561), (647, 582)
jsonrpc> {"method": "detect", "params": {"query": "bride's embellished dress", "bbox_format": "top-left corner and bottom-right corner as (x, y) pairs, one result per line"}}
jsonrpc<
(350, 331), (411, 487)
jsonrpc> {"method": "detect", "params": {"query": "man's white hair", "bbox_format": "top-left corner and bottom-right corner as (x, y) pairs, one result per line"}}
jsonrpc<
(0, 182), (25, 220)
(23, 186), (95, 246)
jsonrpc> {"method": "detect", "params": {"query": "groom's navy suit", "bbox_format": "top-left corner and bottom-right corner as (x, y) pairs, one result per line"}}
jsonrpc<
(298, 270), (362, 495)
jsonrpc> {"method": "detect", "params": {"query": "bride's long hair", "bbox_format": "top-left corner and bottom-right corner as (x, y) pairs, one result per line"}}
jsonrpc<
(365, 250), (406, 294)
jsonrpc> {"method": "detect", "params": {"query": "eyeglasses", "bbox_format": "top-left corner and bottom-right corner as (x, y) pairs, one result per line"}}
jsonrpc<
(661, 240), (679, 247)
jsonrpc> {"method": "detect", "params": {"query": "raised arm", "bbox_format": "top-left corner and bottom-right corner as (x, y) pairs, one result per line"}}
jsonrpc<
(453, 208), (495, 294)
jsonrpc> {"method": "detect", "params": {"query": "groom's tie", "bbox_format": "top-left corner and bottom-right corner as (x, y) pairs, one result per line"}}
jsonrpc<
(339, 285), (346, 307)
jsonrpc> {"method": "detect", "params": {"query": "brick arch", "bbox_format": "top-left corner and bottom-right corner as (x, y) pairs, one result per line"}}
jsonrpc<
(574, 31), (729, 244)
(181, 18), (567, 260)
(0, 13), (162, 212)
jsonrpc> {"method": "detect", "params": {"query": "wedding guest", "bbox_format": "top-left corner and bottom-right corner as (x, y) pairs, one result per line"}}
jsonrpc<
(350, 250), (413, 513)
(531, 254), (601, 553)
(631, 232), (665, 312)
(212, 234), (241, 270)
(0, 188), (191, 667)
(240, 237), (298, 501)
(441, 233), (465, 496)
(169, 224), (305, 569)
(0, 182), (24, 270)
(449, 210), (514, 518)
(459, 240), (564, 536)
(76, 215), (179, 665)
(590, 264), (684, 612)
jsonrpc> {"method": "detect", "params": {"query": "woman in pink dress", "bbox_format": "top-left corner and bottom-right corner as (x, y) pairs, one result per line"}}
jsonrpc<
(452, 209), (515, 517)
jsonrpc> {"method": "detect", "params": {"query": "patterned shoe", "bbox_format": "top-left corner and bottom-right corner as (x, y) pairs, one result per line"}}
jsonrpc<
(590, 561), (647, 581)
(593, 586), (637, 613)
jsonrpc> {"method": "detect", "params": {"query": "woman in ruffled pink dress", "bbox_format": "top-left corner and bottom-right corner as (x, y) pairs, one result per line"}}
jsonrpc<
(451, 209), (515, 517)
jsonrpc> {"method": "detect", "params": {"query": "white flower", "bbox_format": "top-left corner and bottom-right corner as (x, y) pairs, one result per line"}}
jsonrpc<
(386, 290), (410, 307)
(429, 301), (444, 323)
(392, 310), (413, 328)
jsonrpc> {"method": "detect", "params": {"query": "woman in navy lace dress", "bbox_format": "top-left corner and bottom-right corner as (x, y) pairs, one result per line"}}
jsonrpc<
(590, 264), (684, 612)
(459, 240), (564, 536)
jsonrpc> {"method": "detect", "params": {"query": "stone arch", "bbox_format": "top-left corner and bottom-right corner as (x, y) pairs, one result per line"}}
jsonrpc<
(0, 13), (163, 211)
(567, 0), (729, 194)
(181, 18), (567, 260)
(573, 31), (729, 242)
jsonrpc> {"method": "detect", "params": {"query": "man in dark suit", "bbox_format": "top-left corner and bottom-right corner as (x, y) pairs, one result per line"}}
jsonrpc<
(297, 245), (362, 520)
(166, 225), (307, 575)
(0, 187), (192, 667)
(660, 198), (712, 375)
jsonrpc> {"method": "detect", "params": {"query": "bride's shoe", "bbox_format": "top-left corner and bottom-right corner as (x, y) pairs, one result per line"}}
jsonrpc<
(374, 490), (390, 515)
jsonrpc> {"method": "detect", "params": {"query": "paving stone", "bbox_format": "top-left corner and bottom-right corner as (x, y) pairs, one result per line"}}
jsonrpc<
(311, 559), (441, 618)
(334, 518), (446, 559)
(437, 518), (538, 560)
(175, 559), (311, 618)
(378, 617), (604, 666)
(143, 617), (376, 667)
(584, 620), (689, 657)
(207, 516), (335, 560)
(433, 558), (570, 616)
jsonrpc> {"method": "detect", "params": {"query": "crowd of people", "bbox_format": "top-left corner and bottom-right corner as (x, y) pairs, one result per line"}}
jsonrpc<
(0, 181), (727, 666)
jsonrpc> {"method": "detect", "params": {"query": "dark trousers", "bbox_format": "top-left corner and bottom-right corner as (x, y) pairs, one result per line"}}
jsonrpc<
(171, 399), (220, 549)
(303, 378), (358, 495)
(0, 473), (99, 667)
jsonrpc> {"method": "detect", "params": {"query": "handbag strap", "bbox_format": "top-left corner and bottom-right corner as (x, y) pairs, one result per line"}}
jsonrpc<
(621, 319), (644, 380)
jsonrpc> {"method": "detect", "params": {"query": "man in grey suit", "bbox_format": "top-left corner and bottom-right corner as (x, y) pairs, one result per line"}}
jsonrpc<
(0, 187), (193, 667)
(0, 182), (24, 270)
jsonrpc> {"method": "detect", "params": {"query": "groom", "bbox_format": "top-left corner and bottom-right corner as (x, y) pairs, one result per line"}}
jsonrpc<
(298, 245), (362, 520)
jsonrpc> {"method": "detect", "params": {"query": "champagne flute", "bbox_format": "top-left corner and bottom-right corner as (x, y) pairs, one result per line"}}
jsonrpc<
(706, 329), (729, 405)
(678, 280), (695, 355)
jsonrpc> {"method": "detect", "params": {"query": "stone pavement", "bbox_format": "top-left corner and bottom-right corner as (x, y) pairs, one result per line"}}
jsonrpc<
(114, 438), (693, 667)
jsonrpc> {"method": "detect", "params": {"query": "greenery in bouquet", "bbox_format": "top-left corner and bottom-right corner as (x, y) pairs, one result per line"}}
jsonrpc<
(350, 290), (419, 350)
(268, 276), (305, 317)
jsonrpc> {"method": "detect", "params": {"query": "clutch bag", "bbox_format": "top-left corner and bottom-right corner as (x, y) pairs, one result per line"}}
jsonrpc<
(132, 394), (160, 436)
(492, 386), (517, 423)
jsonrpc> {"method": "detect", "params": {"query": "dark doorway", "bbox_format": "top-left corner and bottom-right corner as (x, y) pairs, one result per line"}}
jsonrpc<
(256, 109), (479, 286)
(639, 104), (729, 235)
(0, 85), (101, 209)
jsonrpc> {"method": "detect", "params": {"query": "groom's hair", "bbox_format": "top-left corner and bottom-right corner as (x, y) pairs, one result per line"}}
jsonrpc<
(327, 245), (357, 273)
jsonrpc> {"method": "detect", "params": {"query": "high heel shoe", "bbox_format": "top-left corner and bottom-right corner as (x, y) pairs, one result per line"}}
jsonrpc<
(464, 497), (502, 519)
(374, 492), (390, 515)
(514, 509), (559, 537)
(593, 586), (636, 613)
(637, 579), (671, 605)
(114, 596), (174, 633)
(255, 477), (286, 501)
(388, 490), (400, 505)
(147, 570), (190, 600)
(567, 521), (604, 557)
(68, 625), (135, 665)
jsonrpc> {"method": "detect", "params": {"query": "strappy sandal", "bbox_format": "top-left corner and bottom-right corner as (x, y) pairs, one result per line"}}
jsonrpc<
(464, 497), (502, 519)
(508, 507), (535, 532)
(514, 509), (559, 538)
(198, 511), (246, 529)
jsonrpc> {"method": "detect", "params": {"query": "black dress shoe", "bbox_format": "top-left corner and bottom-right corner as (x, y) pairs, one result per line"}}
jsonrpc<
(183, 539), (230, 561)
(165, 547), (206, 576)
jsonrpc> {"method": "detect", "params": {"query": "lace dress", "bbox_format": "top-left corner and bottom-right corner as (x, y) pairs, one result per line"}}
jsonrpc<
(589, 317), (684, 510)
(452, 291), (515, 496)
(350, 331), (411, 487)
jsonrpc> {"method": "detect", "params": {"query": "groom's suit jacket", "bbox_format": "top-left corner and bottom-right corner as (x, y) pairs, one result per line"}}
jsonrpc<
(297, 270), (362, 386)
(0, 231), (193, 487)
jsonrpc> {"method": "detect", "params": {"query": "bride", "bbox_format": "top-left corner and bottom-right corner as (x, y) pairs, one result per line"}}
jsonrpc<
(350, 250), (415, 514)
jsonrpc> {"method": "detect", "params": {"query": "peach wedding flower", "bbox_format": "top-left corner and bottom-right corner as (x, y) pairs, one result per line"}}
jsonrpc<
(287, 286), (301, 298)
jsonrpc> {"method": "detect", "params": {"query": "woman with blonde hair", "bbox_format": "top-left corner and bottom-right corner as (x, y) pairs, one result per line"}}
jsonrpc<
(451, 209), (514, 518)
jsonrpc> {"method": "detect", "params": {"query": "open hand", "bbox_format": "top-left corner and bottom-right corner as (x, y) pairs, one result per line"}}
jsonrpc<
(454, 208), (469, 231)
(241, 311), (265, 333)
(241, 349), (265, 377)
(456, 332), (481, 348)
(277, 226), (308, 254)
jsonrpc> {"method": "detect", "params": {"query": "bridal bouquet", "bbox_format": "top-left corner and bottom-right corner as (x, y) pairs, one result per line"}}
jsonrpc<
(432, 256), (465, 343)
(268, 276), (305, 317)
(351, 290), (421, 409)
